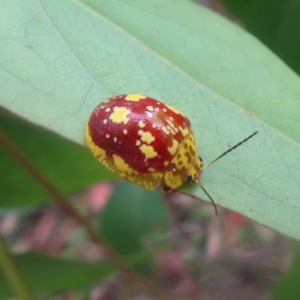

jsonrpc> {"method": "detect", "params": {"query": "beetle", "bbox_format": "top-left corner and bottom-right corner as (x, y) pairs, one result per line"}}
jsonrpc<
(86, 94), (257, 214)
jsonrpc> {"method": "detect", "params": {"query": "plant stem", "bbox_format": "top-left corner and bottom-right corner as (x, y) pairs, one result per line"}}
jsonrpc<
(0, 234), (35, 300)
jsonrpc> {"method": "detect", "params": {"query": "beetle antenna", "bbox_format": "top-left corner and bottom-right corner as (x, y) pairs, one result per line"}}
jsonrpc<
(176, 131), (258, 216)
(179, 179), (218, 215)
(196, 180), (218, 215)
(199, 182), (218, 215)
(205, 131), (258, 167)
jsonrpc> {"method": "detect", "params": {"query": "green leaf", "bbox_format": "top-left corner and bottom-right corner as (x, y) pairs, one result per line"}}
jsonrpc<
(0, 250), (151, 298)
(0, 109), (116, 206)
(220, 0), (300, 75)
(1, 0), (300, 240)
(0, 252), (115, 298)
(99, 182), (170, 256)
(270, 243), (300, 300)
(81, 0), (300, 144)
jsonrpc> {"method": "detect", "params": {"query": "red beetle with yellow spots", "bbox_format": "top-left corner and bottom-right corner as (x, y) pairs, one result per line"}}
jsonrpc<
(86, 94), (257, 213)
(86, 94), (202, 191)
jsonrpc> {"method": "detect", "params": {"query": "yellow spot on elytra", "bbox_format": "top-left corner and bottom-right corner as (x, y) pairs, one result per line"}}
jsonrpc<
(163, 108), (167, 112)
(164, 161), (169, 166)
(125, 94), (146, 101)
(123, 129), (128, 135)
(86, 123), (164, 191)
(182, 127), (189, 137)
(148, 168), (156, 172)
(113, 155), (134, 174)
(147, 106), (154, 111)
(114, 137), (117, 143)
(166, 119), (175, 130)
(103, 119), (108, 124)
(136, 140), (141, 146)
(166, 119), (177, 134)
(106, 134), (110, 138)
(85, 124), (107, 161)
(109, 107), (131, 124)
(168, 139), (179, 155)
(105, 108), (111, 112)
(167, 125), (176, 135)
(139, 145), (158, 158)
(162, 127), (169, 135)
(138, 130), (155, 144)
(139, 121), (146, 128)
